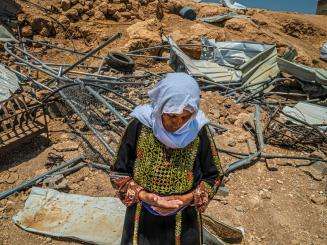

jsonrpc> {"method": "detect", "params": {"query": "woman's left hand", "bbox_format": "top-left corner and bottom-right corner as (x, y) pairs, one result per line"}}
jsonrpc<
(151, 192), (194, 216)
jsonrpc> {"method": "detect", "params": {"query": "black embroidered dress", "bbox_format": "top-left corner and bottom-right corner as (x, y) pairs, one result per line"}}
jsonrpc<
(110, 119), (223, 245)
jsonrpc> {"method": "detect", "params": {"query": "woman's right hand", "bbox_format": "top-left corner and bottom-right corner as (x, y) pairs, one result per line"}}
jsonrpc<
(138, 190), (183, 209)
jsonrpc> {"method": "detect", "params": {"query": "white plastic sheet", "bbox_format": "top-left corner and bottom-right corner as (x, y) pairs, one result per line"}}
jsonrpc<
(0, 64), (20, 102)
(321, 42), (327, 61)
(13, 187), (126, 245)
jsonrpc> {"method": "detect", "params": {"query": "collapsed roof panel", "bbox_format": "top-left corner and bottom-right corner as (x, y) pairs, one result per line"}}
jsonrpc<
(282, 102), (327, 131)
(169, 37), (242, 84)
(278, 58), (327, 86)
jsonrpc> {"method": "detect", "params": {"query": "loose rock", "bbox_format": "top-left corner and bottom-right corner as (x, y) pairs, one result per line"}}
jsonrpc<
(65, 8), (80, 21)
(53, 141), (79, 152)
(61, 0), (72, 11)
(310, 194), (326, 205)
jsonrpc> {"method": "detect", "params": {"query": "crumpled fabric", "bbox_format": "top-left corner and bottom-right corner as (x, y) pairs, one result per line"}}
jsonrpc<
(131, 72), (209, 149)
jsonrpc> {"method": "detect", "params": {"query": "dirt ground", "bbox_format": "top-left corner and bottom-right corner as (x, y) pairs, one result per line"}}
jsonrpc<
(0, 0), (326, 244)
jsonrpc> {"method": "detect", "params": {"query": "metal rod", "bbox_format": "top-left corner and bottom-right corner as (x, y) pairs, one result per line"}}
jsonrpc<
(62, 33), (122, 75)
(0, 156), (84, 200)
(59, 90), (116, 156)
(254, 105), (265, 150)
(225, 152), (261, 175)
(85, 85), (128, 126)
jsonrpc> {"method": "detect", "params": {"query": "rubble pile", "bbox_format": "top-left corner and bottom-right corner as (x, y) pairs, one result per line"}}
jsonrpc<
(0, 0), (326, 244)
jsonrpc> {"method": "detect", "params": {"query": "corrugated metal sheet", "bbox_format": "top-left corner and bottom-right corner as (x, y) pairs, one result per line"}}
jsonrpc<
(169, 37), (242, 84)
(282, 102), (327, 131)
(0, 64), (20, 102)
(278, 58), (327, 86)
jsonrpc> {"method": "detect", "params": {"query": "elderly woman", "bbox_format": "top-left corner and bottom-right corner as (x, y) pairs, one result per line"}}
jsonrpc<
(110, 73), (223, 245)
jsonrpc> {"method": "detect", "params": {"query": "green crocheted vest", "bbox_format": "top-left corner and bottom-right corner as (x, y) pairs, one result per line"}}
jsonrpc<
(133, 126), (200, 195)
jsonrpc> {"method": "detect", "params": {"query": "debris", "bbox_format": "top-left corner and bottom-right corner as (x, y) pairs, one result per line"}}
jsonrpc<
(0, 156), (84, 200)
(0, 25), (17, 42)
(13, 187), (126, 244)
(0, 64), (20, 102)
(321, 42), (327, 61)
(200, 12), (249, 24)
(282, 102), (327, 131)
(106, 52), (135, 72)
(42, 174), (68, 190)
(221, 0), (246, 10)
(202, 214), (244, 243)
(179, 7), (197, 20)
(53, 141), (79, 152)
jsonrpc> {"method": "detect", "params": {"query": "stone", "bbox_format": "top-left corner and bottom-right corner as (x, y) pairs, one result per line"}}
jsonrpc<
(97, 2), (108, 15)
(65, 8), (80, 21)
(225, 115), (238, 125)
(310, 194), (326, 205)
(61, 0), (72, 11)
(58, 15), (71, 27)
(235, 206), (245, 213)
(43, 174), (68, 190)
(310, 150), (326, 159)
(73, 3), (84, 14)
(5, 172), (19, 184)
(300, 166), (324, 181)
(53, 141), (79, 152)
(81, 14), (89, 20)
(21, 26), (33, 38)
(107, 3), (126, 15)
(266, 159), (279, 171)
(227, 139), (236, 147)
(71, 0), (79, 4)
(259, 190), (271, 200)
(31, 17), (56, 37)
(94, 10), (106, 20)
(277, 180), (283, 184)
(234, 112), (252, 127)
(125, 19), (162, 51)
(85, 9), (95, 16)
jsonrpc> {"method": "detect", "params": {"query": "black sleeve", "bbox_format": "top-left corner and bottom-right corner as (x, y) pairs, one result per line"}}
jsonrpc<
(200, 126), (222, 185)
(112, 119), (142, 175)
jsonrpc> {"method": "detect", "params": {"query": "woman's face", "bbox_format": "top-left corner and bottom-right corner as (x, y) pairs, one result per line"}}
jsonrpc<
(162, 109), (194, 132)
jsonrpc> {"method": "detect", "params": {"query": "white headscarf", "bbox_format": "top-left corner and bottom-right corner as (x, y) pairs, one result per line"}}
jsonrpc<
(131, 73), (209, 149)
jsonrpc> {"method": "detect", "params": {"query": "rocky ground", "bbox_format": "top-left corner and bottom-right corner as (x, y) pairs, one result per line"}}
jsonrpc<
(0, 0), (326, 244)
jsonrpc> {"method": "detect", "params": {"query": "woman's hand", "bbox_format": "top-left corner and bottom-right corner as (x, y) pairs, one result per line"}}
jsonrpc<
(150, 192), (194, 216)
(138, 190), (183, 209)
